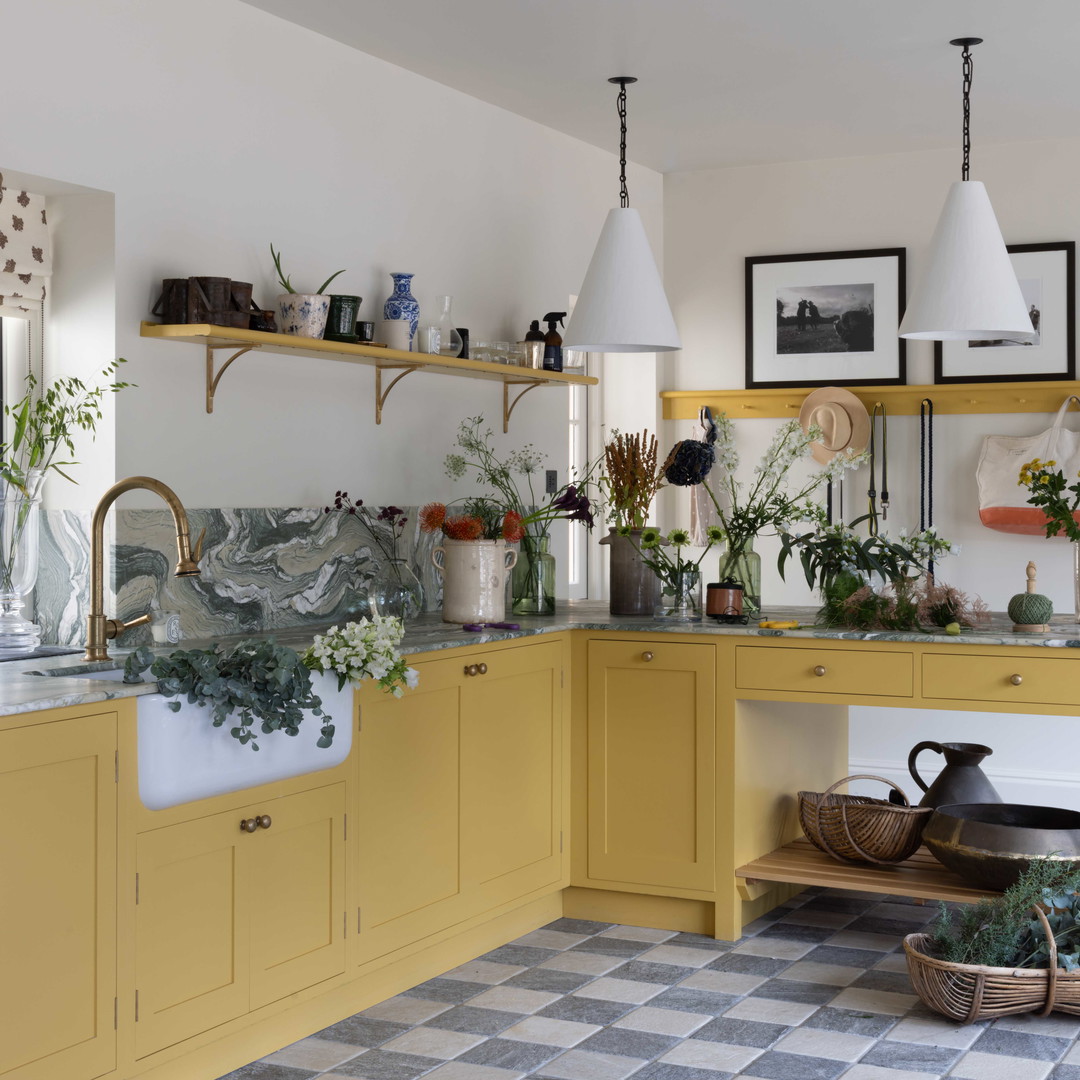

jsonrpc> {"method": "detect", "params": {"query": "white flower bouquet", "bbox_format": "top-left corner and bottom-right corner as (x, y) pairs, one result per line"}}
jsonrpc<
(302, 616), (419, 697)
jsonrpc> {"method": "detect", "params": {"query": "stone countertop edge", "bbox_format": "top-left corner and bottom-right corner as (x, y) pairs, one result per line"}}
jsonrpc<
(2, 601), (1079, 717)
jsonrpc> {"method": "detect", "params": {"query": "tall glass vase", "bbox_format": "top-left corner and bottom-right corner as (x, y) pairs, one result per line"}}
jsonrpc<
(512, 534), (556, 615)
(717, 539), (761, 617)
(0, 471), (44, 656)
(654, 567), (702, 621)
(1073, 542), (1079, 623)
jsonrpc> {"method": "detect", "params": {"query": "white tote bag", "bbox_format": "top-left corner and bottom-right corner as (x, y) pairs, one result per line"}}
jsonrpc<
(976, 395), (1080, 534)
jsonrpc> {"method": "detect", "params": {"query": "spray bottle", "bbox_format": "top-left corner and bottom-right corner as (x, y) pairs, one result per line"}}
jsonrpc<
(542, 312), (566, 372)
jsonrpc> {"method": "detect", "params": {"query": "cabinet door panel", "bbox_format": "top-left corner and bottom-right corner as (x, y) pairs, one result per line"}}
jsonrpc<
(587, 640), (716, 892)
(250, 783), (346, 1008)
(461, 641), (562, 904)
(0, 712), (116, 1080)
(356, 658), (463, 962)
(135, 809), (250, 1057)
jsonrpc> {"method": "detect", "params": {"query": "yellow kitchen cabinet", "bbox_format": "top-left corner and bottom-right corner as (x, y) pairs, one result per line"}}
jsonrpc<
(0, 708), (117, 1080)
(356, 638), (565, 964)
(585, 637), (716, 894)
(135, 781), (346, 1058)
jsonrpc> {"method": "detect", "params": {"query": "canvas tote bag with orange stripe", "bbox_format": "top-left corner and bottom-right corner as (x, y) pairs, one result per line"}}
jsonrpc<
(976, 395), (1080, 534)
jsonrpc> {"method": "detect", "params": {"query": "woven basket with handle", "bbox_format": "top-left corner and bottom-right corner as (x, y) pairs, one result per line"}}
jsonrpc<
(905, 906), (1080, 1023)
(798, 774), (932, 865)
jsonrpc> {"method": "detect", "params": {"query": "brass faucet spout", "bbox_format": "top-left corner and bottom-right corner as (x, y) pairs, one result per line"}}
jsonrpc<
(85, 476), (202, 662)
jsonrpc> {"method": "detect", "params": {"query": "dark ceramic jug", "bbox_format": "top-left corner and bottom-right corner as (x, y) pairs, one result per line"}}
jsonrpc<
(907, 741), (1002, 809)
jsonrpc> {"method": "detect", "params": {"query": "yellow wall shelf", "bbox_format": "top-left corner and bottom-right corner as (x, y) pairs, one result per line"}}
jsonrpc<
(661, 380), (1080, 421)
(140, 322), (597, 430)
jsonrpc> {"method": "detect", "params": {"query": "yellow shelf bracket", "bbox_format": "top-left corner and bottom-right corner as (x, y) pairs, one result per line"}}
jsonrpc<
(205, 343), (259, 414)
(503, 380), (542, 432)
(375, 365), (420, 424)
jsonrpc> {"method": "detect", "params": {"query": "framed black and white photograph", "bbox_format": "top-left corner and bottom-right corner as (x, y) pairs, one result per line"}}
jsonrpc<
(934, 241), (1076, 383)
(745, 248), (906, 389)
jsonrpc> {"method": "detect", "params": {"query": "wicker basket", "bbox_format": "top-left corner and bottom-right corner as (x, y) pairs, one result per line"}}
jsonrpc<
(798, 774), (932, 865)
(905, 906), (1080, 1023)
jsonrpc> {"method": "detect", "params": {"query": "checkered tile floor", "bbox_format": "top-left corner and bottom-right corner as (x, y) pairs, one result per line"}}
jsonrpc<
(217, 887), (1080, 1080)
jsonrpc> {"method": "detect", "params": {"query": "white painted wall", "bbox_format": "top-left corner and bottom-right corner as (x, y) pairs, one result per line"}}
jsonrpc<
(2, 0), (663, 517)
(664, 137), (1080, 808)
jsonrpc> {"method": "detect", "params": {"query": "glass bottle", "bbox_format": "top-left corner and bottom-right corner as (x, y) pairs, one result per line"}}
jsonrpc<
(654, 566), (702, 621)
(716, 540), (762, 617)
(512, 534), (556, 615)
(435, 295), (463, 358)
(367, 558), (424, 621)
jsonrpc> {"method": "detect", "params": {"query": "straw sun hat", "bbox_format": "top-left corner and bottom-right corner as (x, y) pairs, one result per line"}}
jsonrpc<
(798, 387), (871, 465)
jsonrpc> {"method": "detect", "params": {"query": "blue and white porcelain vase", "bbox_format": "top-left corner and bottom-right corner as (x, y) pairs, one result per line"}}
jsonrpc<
(382, 273), (420, 350)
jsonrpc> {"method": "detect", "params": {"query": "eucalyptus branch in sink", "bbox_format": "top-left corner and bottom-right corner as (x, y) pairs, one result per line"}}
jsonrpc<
(123, 639), (334, 751)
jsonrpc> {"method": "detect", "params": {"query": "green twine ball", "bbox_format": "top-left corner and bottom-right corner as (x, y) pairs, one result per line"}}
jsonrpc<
(1008, 591), (1054, 626)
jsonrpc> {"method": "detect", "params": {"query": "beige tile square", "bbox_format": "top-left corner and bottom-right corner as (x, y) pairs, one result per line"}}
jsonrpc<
(773, 1025), (876, 1062)
(637, 943), (724, 968)
(573, 976), (665, 1004)
(723, 996), (818, 1026)
(884, 1015), (982, 1049)
(440, 959), (524, 984)
(1063, 1038), (1080, 1064)
(500, 1015), (600, 1047)
(872, 952), (911, 974)
(948, 1050), (1054, 1080)
(731, 937), (815, 961)
(538, 1048), (648, 1079)
(680, 969), (765, 996)
(660, 1038), (763, 1073)
(825, 930), (900, 952)
(828, 986), (918, 1016)
(379, 1026), (484, 1059)
(512, 928), (591, 950)
(996, 1011), (1080, 1038)
(361, 994), (452, 1025)
(777, 960), (862, 987)
(842, 1066), (942, 1080)
(779, 909), (855, 928)
(598, 924), (677, 943)
(540, 951), (624, 976)
(613, 1005), (712, 1037)
(468, 985), (562, 1014)
(424, 1062), (525, 1080)
(261, 1036), (364, 1071)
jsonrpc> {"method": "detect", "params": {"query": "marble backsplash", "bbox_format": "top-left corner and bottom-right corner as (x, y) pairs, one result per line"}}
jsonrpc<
(35, 506), (442, 647)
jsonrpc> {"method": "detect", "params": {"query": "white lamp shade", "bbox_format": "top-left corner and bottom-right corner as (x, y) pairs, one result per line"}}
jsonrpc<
(899, 180), (1035, 342)
(563, 207), (681, 352)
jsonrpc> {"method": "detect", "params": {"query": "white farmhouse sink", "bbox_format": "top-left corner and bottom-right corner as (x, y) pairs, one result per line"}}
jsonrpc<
(35, 666), (353, 809)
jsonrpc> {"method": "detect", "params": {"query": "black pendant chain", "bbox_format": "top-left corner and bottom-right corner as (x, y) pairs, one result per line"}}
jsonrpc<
(609, 76), (637, 208)
(950, 37), (982, 181)
(867, 403), (889, 535)
(920, 399), (936, 578)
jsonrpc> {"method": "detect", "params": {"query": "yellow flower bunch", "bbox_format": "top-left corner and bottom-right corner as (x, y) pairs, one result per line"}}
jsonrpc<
(1018, 459), (1080, 541)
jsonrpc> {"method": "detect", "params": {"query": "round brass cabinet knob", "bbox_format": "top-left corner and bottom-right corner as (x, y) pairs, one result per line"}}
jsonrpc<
(240, 818), (258, 833)
(1010, 673), (1023, 686)
(641, 651), (654, 662)
(464, 664), (479, 677)
(813, 665), (827, 677)
(256, 814), (272, 830)
(477, 663), (488, 675)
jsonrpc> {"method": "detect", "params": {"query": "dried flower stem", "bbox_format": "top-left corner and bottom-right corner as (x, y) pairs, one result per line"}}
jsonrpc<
(603, 430), (664, 529)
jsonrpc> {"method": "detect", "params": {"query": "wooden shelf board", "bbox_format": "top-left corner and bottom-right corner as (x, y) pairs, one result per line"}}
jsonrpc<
(662, 381), (1080, 421)
(736, 838), (998, 904)
(141, 322), (597, 387)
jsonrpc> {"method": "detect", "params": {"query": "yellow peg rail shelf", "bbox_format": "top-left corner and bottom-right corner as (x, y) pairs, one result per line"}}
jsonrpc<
(140, 322), (597, 431)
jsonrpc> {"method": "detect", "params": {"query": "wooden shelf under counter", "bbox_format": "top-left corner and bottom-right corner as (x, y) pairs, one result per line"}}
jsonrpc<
(736, 838), (997, 904)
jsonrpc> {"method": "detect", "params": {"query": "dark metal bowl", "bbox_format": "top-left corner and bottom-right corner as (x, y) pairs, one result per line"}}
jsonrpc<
(922, 803), (1080, 892)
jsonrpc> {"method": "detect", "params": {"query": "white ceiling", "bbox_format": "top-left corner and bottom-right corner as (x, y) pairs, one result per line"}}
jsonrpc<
(242, 0), (1080, 174)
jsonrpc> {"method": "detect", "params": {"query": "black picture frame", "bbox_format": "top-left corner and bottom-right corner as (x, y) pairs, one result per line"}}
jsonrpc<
(933, 241), (1076, 384)
(745, 248), (906, 389)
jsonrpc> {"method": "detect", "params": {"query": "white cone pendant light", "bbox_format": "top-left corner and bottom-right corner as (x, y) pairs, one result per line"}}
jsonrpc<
(899, 39), (1034, 343)
(563, 78), (681, 353)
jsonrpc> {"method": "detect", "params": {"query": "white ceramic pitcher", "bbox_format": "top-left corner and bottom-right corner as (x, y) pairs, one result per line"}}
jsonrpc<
(432, 538), (518, 624)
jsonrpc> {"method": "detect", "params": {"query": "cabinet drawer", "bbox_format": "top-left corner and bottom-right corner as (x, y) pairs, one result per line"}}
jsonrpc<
(924, 653), (1079, 707)
(735, 645), (913, 698)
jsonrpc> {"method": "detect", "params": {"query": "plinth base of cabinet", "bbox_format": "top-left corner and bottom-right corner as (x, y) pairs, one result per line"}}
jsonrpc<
(563, 886), (717, 936)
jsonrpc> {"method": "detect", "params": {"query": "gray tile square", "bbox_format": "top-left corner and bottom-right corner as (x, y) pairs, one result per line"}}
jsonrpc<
(331, 1049), (439, 1080)
(740, 1049), (849, 1079)
(215, 1065), (317, 1080)
(568, 937), (651, 958)
(632, 1064), (736, 1080)
(575, 1027), (680, 1059)
(803, 1006), (896, 1038)
(646, 987), (739, 1016)
(455, 1037), (561, 1072)
(537, 996), (636, 1026)
(403, 979), (490, 1004)
(666, 932), (730, 951)
(748, 980), (839, 1006)
(424, 1006), (522, 1036)
(850, 969), (915, 995)
(504, 968), (593, 994)
(706, 953), (791, 977)
(480, 944), (559, 967)
(544, 919), (613, 935)
(315, 1017), (412, 1048)
(1052, 1067), (1080, 1079)
(798, 896), (875, 915)
(860, 1039), (961, 1072)
(756, 924), (836, 944)
(842, 916), (925, 938)
(604, 960), (695, 985)
(971, 1027), (1071, 1061)
(691, 1017), (788, 1049)
(801, 944), (890, 969)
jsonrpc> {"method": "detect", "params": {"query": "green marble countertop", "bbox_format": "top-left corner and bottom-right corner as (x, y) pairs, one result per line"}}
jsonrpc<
(3, 601), (1079, 718)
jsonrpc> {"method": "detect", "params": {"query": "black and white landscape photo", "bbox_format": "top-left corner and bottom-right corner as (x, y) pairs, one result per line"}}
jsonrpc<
(775, 283), (875, 354)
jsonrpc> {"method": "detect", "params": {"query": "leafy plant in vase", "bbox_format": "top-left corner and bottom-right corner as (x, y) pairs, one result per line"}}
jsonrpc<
(629, 524), (724, 621)
(270, 243), (346, 339)
(1018, 457), (1080, 620)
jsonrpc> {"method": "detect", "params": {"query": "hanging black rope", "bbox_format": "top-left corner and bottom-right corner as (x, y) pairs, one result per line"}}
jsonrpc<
(609, 76), (637, 208)
(950, 38), (982, 181)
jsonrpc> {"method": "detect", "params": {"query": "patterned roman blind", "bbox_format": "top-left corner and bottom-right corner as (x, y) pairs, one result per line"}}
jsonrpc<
(0, 174), (52, 313)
